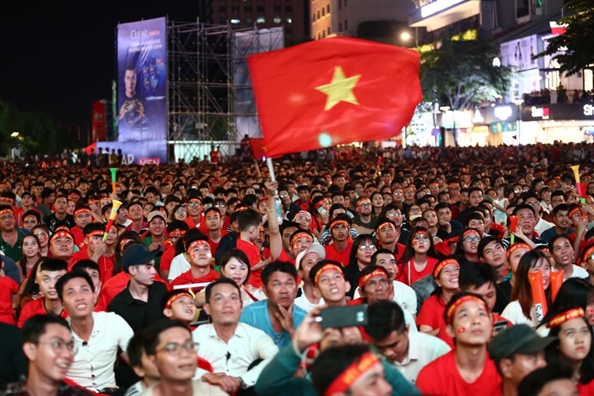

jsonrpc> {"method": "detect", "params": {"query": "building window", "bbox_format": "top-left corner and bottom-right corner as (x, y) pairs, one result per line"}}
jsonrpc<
(285, 5), (292, 12)
(244, 6), (252, 12)
(286, 27), (293, 35)
(274, 5), (281, 12)
(344, 19), (348, 30)
(230, 18), (240, 24)
(317, 10), (320, 18)
(339, 22), (342, 31)
(232, 6), (239, 13)
(312, 15), (316, 22)
(219, 17), (226, 24)
(246, 17), (253, 24)
(257, 17), (265, 24)
(322, 31), (326, 38)
(327, 27), (331, 34)
(286, 17), (292, 24)
(273, 16), (281, 23)
(327, 4), (330, 12)
(257, 5), (265, 12)
(322, 8), (325, 16)
(219, 6), (226, 12)
(339, 0), (342, 10)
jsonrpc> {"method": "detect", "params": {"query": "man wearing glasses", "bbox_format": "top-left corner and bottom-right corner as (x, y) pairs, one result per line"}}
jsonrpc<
(4, 315), (95, 396)
(56, 271), (134, 394)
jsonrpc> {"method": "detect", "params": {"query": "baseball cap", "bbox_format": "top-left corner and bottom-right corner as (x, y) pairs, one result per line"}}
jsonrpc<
(147, 210), (166, 223)
(295, 243), (326, 270)
(121, 244), (159, 273)
(488, 324), (556, 361)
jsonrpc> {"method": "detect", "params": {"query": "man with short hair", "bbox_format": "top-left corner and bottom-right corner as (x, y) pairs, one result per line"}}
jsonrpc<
(352, 197), (377, 235)
(108, 244), (168, 332)
(56, 271), (134, 394)
(170, 238), (219, 288)
(17, 259), (68, 327)
(541, 203), (572, 242)
(323, 215), (354, 266)
(194, 278), (278, 395)
(204, 207), (227, 257)
(523, 193), (554, 237)
(37, 187), (56, 219)
(375, 218), (406, 262)
(70, 206), (93, 248)
(365, 300), (450, 384)
(549, 234), (588, 279)
(125, 329), (160, 396)
(126, 200), (148, 235)
(0, 205), (25, 262)
(309, 260), (351, 307)
(502, 204), (547, 248)
(143, 211), (167, 271)
(44, 194), (75, 233)
(240, 261), (307, 348)
(478, 236), (508, 284)
(487, 324), (553, 396)
(4, 315), (94, 396)
(71, 223), (114, 284)
(141, 320), (228, 396)
(48, 227), (75, 267)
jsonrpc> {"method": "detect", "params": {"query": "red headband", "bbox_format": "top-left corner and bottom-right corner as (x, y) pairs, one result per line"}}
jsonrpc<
(74, 208), (91, 217)
(164, 292), (193, 309)
(376, 221), (395, 233)
(314, 199), (328, 210)
(583, 245), (594, 263)
(358, 269), (388, 289)
(291, 232), (313, 246)
(50, 230), (73, 243)
(446, 295), (488, 325)
(357, 198), (371, 206)
(330, 219), (349, 230)
(324, 352), (380, 396)
(506, 243), (531, 259)
(187, 240), (210, 251)
(313, 263), (343, 286)
(86, 230), (104, 238)
(169, 229), (186, 237)
(433, 258), (459, 279)
(462, 229), (480, 239)
(119, 238), (132, 252)
(568, 207), (581, 219)
(0, 208), (14, 217)
(547, 308), (585, 328)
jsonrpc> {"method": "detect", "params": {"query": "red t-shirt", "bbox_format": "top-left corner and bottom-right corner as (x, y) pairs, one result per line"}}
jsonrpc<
(185, 216), (204, 230)
(398, 257), (439, 285)
(99, 271), (170, 306)
(17, 298), (68, 328)
(236, 239), (264, 288)
(207, 230), (228, 257)
(277, 249), (296, 266)
(416, 350), (502, 396)
(578, 380), (594, 396)
(71, 250), (114, 285)
(325, 241), (353, 267)
(0, 276), (19, 325)
(170, 269), (220, 290)
(416, 294), (453, 348)
(159, 245), (176, 272)
(70, 226), (85, 248)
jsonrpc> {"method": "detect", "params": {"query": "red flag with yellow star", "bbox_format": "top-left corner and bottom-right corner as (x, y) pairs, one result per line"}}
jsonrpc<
(249, 138), (267, 159)
(247, 36), (422, 158)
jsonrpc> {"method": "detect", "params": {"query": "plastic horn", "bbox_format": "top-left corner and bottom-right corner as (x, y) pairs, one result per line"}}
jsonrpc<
(110, 168), (118, 194)
(571, 165), (580, 183)
(528, 270), (547, 321)
(509, 215), (518, 244)
(103, 199), (122, 241)
(266, 157), (276, 182)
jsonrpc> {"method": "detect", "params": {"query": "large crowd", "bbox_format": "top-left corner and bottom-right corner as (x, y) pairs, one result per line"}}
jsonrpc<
(0, 140), (593, 396)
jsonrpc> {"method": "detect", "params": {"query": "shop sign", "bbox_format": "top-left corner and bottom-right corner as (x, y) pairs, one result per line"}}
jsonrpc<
(531, 106), (550, 120)
(494, 106), (513, 121)
(584, 104), (594, 117)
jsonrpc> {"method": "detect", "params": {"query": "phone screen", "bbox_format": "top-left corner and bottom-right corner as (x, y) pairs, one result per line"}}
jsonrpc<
(319, 305), (368, 329)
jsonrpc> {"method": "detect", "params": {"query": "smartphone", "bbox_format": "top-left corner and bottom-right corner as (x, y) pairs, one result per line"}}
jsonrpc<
(317, 305), (368, 329)
(493, 320), (508, 335)
(317, 207), (327, 215)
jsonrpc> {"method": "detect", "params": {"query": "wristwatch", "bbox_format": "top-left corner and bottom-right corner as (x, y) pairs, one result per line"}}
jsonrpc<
(238, 377), (246, 389)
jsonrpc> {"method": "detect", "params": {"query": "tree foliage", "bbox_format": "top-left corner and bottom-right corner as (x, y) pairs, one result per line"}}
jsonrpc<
(421, 40), (513, 111)
(534, 0), (594, 76)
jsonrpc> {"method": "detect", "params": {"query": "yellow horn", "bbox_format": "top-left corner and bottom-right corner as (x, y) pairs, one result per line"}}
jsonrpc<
(103, 199), (123, 241)
(570, 165), (580, 183)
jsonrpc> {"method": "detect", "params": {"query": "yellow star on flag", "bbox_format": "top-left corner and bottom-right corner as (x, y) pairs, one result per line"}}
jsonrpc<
(315, 66), (361, 111)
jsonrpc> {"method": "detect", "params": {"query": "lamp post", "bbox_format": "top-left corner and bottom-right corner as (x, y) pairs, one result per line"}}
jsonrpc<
(513, 99), (524, 145)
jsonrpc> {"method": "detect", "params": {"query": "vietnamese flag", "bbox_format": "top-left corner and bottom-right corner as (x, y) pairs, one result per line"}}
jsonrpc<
(247, 36), (422, 158)
(249, 138), (268, 159)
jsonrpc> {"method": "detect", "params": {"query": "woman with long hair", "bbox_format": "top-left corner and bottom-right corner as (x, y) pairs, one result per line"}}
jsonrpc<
(18, 234), (42, 280)
(398, 226), (440, 286)
(454, 228), (482, 262)
(416, 257), (460, 347)
(344, 234), (377, 298)
(545, 278), (594, 328)
(31, 224), (50, 257)
(17, 257), (47, 310)
(543, 307), (594, 395)
(370, 191), (385, 217)
(219, 248), (265, 306)
(502, 249), (552, 327)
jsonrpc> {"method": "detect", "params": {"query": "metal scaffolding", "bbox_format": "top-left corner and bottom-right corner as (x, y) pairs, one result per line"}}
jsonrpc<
(167, 20), (284, 162)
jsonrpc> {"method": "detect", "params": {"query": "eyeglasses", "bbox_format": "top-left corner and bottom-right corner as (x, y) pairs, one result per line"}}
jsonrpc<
(157, 341), (198, 356)
(358, 244), (377, 251)
(214, 204), (225, 208)
(463, 236), (481, 243)
(413, 235), (429, 242)
(527, 202), (540, 207)
(39, 339), (77, 354)
(187, 203), (201, 208)
(279, 194), (289, 199)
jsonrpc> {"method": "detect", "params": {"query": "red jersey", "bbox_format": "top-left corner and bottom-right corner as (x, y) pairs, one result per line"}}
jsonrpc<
(398, 257), (439, 286)
(416, 350), (502, 396)
(236, 238), (263, 288)
(185, 216), (204, 230)
(578, 380), (594, 396)
(0, 276), (19, 325)
(70, 226), (85, 248)
(159, 245), (176, 272)
(416, 294), (453, 348)
(277, 249), (296, 266)
(17, 298), (68, 328)
(325, 241), (353, 267)
(71, 250), (114, 285)
(207, 230), (228, 257)
(170, 269), (220, 290)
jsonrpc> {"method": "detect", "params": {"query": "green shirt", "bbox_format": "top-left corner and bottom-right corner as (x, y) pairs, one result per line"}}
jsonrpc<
(142, 235), (162, 271)
(0, 230), (26, 262)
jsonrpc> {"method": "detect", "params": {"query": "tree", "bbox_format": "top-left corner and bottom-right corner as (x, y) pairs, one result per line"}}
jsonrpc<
(421, 40), (512, 145)
(534, 0), (594, 76)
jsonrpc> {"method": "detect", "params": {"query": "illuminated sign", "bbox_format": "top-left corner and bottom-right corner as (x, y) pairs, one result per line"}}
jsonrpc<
(421, 0), (465, 18)
(584, 104), (594, 116)
(494, 106), (513, 121)
(531, 106), (550, 120)
(472, 109), (484, 123)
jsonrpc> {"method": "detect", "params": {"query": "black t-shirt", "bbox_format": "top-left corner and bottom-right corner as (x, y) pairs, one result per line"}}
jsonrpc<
(494, 280), (512, 314)
(107, 282), (167, 333)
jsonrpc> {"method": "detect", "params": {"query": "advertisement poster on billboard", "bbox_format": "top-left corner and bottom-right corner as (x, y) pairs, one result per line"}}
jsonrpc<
(117, 17), (167, 142)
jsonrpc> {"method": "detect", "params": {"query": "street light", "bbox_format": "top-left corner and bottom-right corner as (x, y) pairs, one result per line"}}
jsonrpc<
(11, 132), (20, 138)
(513, 99), (524, 145)
(400, 31), (412, 42)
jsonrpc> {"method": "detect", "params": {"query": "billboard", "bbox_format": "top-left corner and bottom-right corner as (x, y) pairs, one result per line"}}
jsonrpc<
(117, 17), (167, 142)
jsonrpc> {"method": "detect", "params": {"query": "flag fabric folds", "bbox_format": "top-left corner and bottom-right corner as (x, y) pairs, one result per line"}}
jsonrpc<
(249, 138), (267, 159)
(247, 36), (422, 158)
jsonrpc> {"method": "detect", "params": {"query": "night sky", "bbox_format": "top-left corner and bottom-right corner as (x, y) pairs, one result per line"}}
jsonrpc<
(0, 1), (203, 129)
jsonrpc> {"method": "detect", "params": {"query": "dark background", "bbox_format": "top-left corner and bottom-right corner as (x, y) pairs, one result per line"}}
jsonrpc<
(0, 2), (204, 129)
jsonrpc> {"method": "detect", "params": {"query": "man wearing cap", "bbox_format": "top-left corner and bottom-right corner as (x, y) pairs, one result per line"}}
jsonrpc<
(293, 243), (325, 312)
(71, 223), (115, 284)
(107, 244), (168, 332)
(70, 206), (93, 247)
(416, 292), (501, 396)
(143, 211), (167, 271)
(488, 324), (553, 396)
(352, 197), (377, 235)
(49, 226), (76, 268)
(324, 214), (354, 267)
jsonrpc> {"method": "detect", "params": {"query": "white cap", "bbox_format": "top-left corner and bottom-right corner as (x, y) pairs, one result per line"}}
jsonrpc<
(295, 243), (326, 270)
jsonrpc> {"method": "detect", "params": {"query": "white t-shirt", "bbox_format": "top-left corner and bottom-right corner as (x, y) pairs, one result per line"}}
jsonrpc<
(565, 264), (589, 280)
(293, 287), (325, 312)
(167, 253), (191, 281)
(354, 281), (418, 316)
(501, 300), (539, 329)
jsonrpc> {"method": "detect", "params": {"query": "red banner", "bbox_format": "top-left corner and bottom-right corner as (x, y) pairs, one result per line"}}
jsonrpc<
(91, 100), (107, 142)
